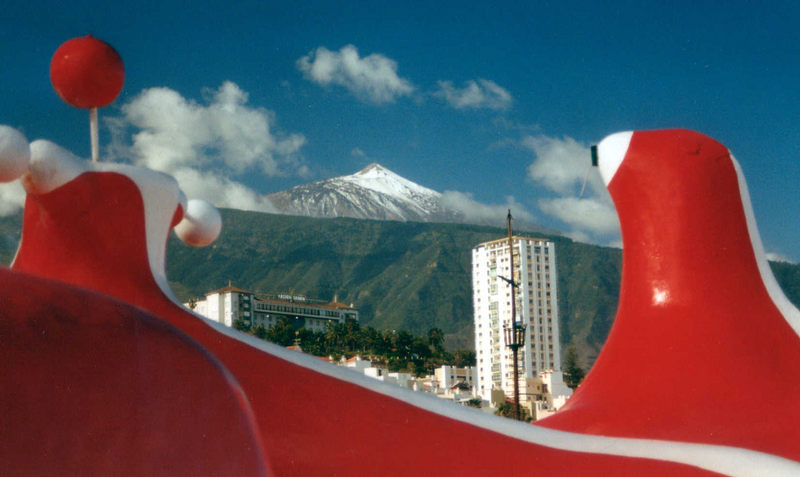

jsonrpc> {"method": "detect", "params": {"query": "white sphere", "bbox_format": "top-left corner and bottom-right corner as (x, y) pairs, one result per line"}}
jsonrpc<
(174, 199), (222, 247)
(0, 126), (30, 182)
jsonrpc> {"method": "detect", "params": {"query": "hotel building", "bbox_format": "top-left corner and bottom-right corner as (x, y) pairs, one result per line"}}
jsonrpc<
(472, 237), (561, 402)
(191, 284), (358, 332)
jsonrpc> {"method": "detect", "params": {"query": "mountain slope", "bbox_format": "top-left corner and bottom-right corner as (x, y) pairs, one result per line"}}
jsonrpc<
(160, 209), (800, 367)
(2, 208), (800, 368)
(267, 163), (462, 223)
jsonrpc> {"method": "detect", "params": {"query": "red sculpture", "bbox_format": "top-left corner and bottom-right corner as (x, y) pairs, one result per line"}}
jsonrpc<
(3, 125), (800, 475)
(539, 130), (800, 463)
(50, 35), (125, 109)
(4, 38), (800, 476)
(0, 257), (269, 476)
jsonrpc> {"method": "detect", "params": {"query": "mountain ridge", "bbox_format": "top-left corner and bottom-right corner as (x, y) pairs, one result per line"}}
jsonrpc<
(267, 162), (460, 223)
(2, 208), (800, 369)
(267, 162), (551, 232)
(163, 210), (800, 365)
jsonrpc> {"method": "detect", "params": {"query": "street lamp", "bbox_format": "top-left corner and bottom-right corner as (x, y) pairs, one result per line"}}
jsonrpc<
(504, 321), (526, 420)
(501, 209), (527, 420)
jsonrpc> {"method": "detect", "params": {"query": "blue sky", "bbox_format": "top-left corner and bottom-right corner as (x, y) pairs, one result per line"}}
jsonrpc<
(2, 1), (800, 261)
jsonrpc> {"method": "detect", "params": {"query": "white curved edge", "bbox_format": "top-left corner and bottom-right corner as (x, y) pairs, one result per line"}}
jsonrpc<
(731, 154), (800, 338)
(24, 140), (86, 194)
(18, 145), (185, 305)
(22, 137), (800, 474)
(173, 301), (800, 477)
(13, 141), (92, 266)
(0, 125), (31, 183)
(595, 131), (633, 186)
(122, 164), (186, 305)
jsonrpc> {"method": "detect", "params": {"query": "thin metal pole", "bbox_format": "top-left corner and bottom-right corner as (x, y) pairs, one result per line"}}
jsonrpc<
(507, 209), (521, 420)
(90, 107), (99, 162)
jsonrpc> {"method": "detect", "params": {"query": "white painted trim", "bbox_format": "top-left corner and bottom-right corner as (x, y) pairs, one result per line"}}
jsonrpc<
(161, 149), (800, 475)
(26, 140), (85, 194)
(21, 143), (185, 304)
(182, 303), (800, 476)
(20, 138), (800, 474)
(731, 155), (800, 338)
(596, 131), (633, 186)
(122, 165), (185, 304)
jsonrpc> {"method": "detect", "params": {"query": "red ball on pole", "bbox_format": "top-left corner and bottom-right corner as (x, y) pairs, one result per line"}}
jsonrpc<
(50, 35), (125, 109)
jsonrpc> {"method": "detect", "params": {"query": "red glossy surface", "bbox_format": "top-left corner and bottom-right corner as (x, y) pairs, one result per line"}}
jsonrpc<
(50, 35), (124, 108)
(538, 129), (800, 461)
(0, 267), (268, 476)
(7, 167), (721, 475)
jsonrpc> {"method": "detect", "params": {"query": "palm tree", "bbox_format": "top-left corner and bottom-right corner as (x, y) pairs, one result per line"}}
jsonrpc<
(427, 327), (445, 356)
(251, 324), (267, 339)
(563, 346), (585, 389)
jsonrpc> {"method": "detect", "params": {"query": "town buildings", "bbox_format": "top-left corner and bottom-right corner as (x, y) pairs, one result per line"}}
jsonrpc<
(190, 284), (358, 331)
(342, 356), (479, 405)
(472, 236), (563, 403)
(337, 355), (570, 417)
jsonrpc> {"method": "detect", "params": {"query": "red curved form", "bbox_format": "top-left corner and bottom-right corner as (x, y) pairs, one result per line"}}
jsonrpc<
(6, 162), (732, 474)
(538, 129), (800, 462)
(0, 267), (268, 476)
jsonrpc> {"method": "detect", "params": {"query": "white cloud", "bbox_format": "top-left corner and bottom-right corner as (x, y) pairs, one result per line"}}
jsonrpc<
(440, 190), (534, 224)
(524, 135), (602, 195)
(297, 45), (414, 104)
(108, 82), (306, 212)
(538, 196), (620, 236)
(171, 168), (277, 212)
(766, 252), (795, 264)
(0, 181), (25, 216)
(435, 79), (512, 111)
(523, 134), (620, 242)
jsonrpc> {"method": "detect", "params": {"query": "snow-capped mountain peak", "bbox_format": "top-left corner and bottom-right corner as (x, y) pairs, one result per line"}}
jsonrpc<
(264, 162), (551, 232)
(266, 163), (456, 223)
(340, 163), (441, 200)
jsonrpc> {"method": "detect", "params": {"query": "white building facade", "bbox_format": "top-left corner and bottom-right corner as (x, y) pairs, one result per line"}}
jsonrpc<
(434, 365), (477, 391)
(191, 285), (358, 331)
(472, 236), (561, 402)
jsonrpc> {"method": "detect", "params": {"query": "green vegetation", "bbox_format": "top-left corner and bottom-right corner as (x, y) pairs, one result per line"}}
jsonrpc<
(494, 401), (533, 422)
(2, 208), (800, 372)
(466, 397), (482, 408)
(160, 209), (628, 366)
(161, 209), (633, 367)
(563, 346), (585, 389)
(236, 317), (475, 377)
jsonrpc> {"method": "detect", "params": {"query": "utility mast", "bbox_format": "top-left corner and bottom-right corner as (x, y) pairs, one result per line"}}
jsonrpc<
(502, 209), (525, 420)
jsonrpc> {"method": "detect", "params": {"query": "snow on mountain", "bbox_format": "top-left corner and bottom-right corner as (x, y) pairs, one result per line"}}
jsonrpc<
(342, 163), (438, 199)
(267, 163), (462, 223)
(266, 162), (553, 233)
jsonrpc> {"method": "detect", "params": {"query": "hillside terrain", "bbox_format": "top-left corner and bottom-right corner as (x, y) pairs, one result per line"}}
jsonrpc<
(2, 208), (800, 369)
